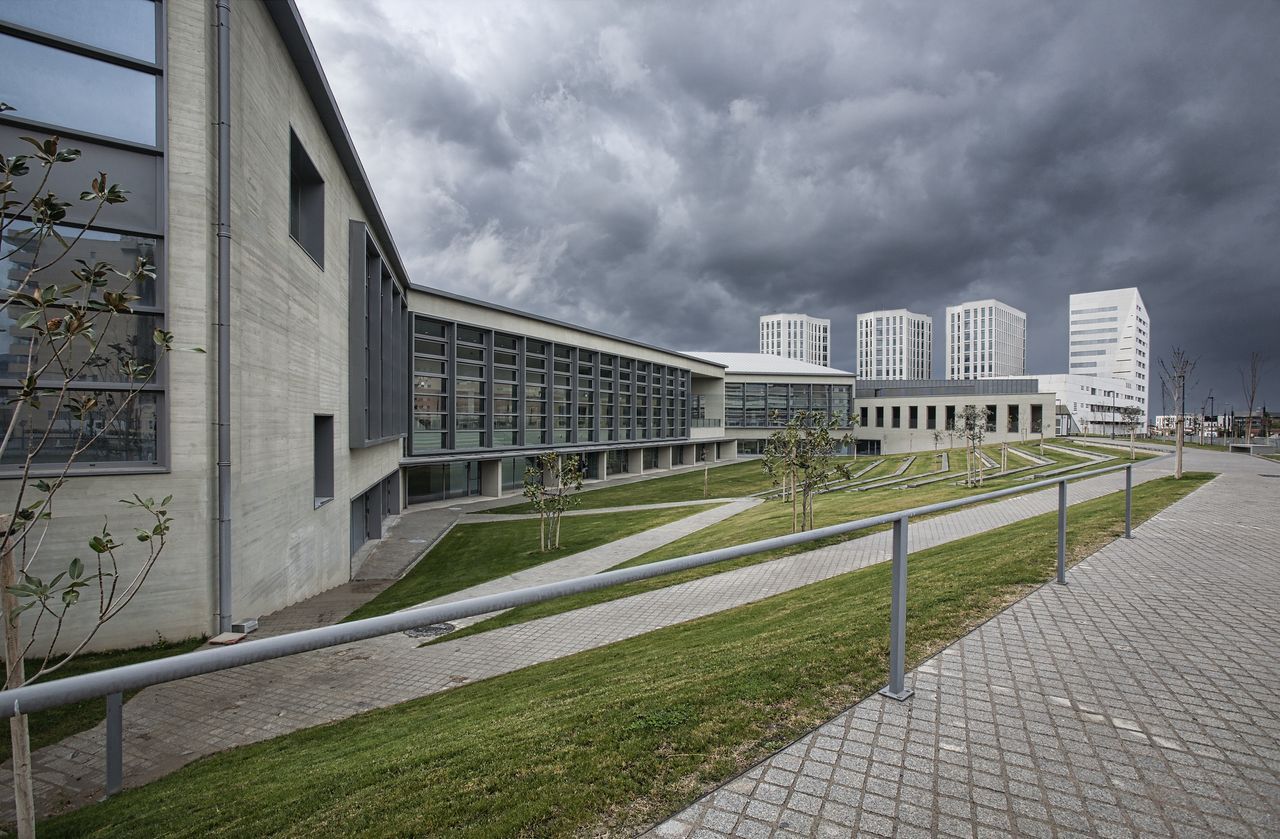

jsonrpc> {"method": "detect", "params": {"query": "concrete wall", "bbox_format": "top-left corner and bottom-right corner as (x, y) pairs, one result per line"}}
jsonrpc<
(0, 0), (408, 651)
(226, 0), (401, 623)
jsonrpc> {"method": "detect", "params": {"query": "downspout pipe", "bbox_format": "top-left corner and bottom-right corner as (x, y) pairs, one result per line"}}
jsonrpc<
(215, 0), (233, 634)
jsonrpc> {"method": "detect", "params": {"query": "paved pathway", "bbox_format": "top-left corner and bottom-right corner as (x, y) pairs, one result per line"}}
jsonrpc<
(652, 448), (1280, 838)
(3, 456), (1180, 820)
(417, 498), (759, 629)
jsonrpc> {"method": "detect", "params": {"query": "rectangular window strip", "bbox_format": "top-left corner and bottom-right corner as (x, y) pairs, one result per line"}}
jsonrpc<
(409, 315), (692, 454)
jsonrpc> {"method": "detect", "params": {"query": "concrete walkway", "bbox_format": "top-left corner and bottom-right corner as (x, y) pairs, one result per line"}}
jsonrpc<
(416, 498), (759, 629)
(652, 448), (1280, 838)
(4, 456), (1181, 820)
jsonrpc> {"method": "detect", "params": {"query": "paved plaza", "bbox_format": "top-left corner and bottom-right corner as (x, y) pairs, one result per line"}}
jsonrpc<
(653, 448), (1280, 838)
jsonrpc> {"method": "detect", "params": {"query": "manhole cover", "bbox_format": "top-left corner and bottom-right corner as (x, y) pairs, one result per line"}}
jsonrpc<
(404, 623), (456, 638)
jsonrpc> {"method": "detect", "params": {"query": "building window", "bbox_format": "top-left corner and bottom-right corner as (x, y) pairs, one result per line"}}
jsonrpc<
(891, 406), (901, 428)
(985, 404), (998, 432)
(289, 131), (325, 266)
(945, 405), (956, 430)
(1007, 404), (1020, 433)
(875, 406), (885, 428)
(314, 415), (334, 507)
(350, 224), (408, 448)
(926, 405), (937, 430)
(908, 406), (918, 429)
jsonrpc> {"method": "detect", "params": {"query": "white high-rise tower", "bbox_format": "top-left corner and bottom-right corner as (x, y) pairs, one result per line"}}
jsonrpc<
(759, 313), (831, 367)
(1067, 287), (1150, 418)
(856, 310), (932, 380)
(945, 299), (1027, 379)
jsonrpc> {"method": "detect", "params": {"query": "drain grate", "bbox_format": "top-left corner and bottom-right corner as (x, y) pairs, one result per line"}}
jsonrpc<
(404, 623), (456, 638)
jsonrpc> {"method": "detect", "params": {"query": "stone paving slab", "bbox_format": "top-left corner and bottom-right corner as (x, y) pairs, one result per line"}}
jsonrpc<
(651, 450), (1280, 838)
(1, 458), (1176, 820)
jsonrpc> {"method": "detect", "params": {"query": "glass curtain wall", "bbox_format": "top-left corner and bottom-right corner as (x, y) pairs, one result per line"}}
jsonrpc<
(724, 382), (855, 428)
(411, 315), (690, 455)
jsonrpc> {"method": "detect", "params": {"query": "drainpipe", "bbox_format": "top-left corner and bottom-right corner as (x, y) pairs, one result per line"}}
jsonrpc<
(215, 0), (233, 633)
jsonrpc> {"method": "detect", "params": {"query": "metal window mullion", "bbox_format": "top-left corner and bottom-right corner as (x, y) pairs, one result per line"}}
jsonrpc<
(445, 322), (455, 451)
(483, 329), (494, 448)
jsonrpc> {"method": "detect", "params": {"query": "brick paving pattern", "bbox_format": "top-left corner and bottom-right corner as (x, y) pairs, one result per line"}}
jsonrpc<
(652, 449), (1280, 838)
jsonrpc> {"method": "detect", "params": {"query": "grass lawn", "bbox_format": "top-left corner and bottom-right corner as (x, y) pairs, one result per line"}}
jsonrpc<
(491, 457), (859, 513)
(433, 445), (1098, 643)
(0, 637), (205, 765)
(40, 473), (1214, 838)
(1082, 435), (1226, 452)
(344, 504), (717, 621)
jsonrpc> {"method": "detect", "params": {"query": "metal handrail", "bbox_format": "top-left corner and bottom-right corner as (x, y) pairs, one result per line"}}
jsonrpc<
(0, 459), (1152, 798)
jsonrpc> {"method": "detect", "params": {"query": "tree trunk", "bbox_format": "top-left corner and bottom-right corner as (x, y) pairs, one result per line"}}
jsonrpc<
(1175, 418), (1185, 479)
(1130, 428), (1136, 460)
(703, 466), (708, 499)
(554, 509), (563, 549)
(791, 472), (797, 533)
(539, 512), (546, 552)
(2, 526), (36, 839)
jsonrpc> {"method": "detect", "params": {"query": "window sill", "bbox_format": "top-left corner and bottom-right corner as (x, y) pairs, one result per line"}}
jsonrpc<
(314, 496), (333, 510)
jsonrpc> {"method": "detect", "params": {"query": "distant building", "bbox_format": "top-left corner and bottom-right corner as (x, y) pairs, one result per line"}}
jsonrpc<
(1067, 288), (1150, 419)
(759, 313), (831, 367)
(945, 299), (1027, 379)
(1025, 374), (1146, 436)
(856, 309), (932, 380)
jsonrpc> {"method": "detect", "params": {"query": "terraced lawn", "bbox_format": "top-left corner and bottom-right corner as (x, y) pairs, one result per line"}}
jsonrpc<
(346, 504), (717, 621)
(41, 474), (1213, 838)
(434, 445), (1101, 643)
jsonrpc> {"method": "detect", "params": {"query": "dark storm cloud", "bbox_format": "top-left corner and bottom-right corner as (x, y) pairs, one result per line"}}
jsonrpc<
(298, 0), (1280, 411)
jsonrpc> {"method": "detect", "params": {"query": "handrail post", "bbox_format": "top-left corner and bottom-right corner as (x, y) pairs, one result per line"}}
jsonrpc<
(104, 692), (122, 798)
(1057, 480), (1067, 585)
(879, 515), (913, 701)
(1124, 465), (1133, 539)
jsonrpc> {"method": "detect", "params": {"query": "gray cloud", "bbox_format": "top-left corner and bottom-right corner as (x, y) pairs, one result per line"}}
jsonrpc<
(299, 0), (1280, 413)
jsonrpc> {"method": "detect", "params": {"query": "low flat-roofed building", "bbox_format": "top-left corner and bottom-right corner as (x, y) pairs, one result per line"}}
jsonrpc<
(854, 379), (1056, 455)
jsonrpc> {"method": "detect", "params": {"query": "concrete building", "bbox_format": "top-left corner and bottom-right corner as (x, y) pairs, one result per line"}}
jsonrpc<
(759, 313), (831, 367)
(1067, 288), (1150, 419)
(856, 309), (932, 380)
(1024, 374), (1146, 436)
(854, 379), (1054, 455)
(945, 299), (1027, 380)
(0, 0), (728, 650)
(0, 0), (1055, 650)
(681, 353), (857, 455)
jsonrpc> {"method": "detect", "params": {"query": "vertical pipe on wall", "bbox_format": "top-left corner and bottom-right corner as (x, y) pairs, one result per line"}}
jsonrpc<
(215, 0), (233, 633)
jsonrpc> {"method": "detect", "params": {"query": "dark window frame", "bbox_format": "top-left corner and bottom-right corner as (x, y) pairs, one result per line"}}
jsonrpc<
(289, 130), (325, 267)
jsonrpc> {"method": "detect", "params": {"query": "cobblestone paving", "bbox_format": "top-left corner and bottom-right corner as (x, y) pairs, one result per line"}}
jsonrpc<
(3, 455), (1187, 821)
(652, 450), (1280, 838)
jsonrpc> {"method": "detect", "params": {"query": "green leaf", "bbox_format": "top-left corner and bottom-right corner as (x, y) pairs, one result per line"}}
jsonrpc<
(69, 557), (84, 580)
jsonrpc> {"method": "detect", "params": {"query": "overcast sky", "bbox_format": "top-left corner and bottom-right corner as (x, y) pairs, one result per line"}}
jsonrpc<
(298, 0), (1280, 416)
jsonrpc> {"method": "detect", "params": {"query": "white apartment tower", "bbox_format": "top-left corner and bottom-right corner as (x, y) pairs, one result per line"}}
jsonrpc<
(759, 313), (831, 367)
(1067, 288), (1150, 418)
(945, 299), (1027, 379)
(856, 310), (932, 380)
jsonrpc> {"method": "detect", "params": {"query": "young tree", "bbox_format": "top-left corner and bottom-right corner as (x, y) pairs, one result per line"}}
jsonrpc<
(1, 131), (196, 834)
(521, 452), (584, 551)
(1117, 406), (1144, 460)
(932, 429), (942, 451)
(1159, 348), (1198, 479)
(1239, 352), (1264, 444)
(959, 405), (988, 487)
(762, 411), (852, 533)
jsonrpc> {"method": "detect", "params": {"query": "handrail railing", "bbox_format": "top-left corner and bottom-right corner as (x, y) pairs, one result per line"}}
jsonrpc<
(0, 459), (1153, 799)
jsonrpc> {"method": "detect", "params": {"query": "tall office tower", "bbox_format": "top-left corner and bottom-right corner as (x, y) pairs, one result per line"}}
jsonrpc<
(945, 299), (1027, 379)
(856, 309), (932, 380)
(1067, 287), (1150, 418)
(759, 313), (831, 367)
